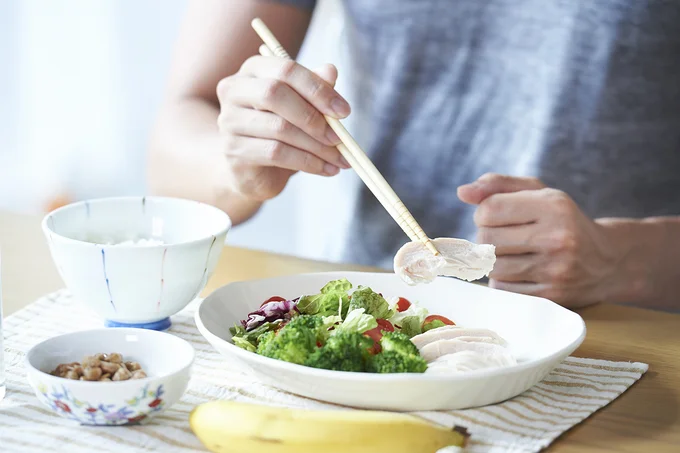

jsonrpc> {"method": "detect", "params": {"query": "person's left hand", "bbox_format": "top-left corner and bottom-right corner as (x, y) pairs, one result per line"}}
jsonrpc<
(457, 173), (626, 308)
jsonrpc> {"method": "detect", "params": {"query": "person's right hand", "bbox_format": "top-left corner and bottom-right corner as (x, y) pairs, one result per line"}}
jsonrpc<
(216, 56), (352, 201)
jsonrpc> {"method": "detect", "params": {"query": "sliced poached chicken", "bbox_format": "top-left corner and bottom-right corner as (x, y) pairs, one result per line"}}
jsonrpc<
(411, 326), (516, 374)
(425, 350), (517, 374)
(410, 326), (508, 350)
(394, 237), (496, 285)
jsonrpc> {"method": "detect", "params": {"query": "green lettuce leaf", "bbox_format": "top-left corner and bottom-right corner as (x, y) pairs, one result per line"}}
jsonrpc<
(388, 301), (429, 327)
(297, 294), (322, 314)
(422, 319), (448, 332)
(399, 316), (423, 338)
(348, 286), (393, 319)
(230, 320), (283, 349)
(232, 336), (257, 352)
(332, 308), (378, 335)
(297, 279), (352, 318)
(321, 278), (352, 294)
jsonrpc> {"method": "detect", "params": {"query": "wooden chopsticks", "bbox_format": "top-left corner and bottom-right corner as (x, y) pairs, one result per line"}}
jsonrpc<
(251, 18), (440, 257)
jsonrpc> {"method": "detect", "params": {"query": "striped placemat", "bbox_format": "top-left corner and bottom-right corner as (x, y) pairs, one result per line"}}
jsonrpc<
(0, 290), (648, 453)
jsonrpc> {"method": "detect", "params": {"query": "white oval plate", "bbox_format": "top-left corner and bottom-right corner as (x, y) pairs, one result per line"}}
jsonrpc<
(195, 272), (586, 411)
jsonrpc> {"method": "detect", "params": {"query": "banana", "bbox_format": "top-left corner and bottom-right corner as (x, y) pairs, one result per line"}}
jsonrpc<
(189, 400), (469, 453)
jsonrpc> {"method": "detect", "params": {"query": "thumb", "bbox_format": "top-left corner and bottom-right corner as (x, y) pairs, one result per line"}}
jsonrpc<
(313, 63), (338, 87)
(457, 173), (545, 205)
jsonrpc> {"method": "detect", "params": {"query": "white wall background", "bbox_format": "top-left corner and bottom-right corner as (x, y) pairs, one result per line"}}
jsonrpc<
(0, 0), (361, 263)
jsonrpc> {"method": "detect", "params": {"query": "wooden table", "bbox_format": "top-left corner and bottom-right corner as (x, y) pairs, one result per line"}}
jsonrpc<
(1, 210), (679, 452)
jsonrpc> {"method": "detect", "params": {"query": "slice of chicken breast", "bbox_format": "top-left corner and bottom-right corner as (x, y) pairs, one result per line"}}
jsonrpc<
(424, 349), (517, 374)
(410, 326), (508, 350)
(419, 338), (513, 363)
(394, 237), (496, 285)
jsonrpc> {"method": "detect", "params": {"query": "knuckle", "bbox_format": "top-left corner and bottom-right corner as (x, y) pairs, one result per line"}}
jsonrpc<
(541, 188), (572, 210)
(276, 60), (298, 80)
(478, 172), (502, 184)
(265, 140), (286, 163)
(548, 229), (578, 253)
(473, 205), (492, 226)
(301, 106), (323, 128)
(221, 134), (239, 156)
(302, 151), (322, 173)
(271, 117), (292, 136)
(216, 77), (232, 100)
(239, 55), (259, 74)
(474, 196), (501, 225)
(307, 79), (325, 99)
(262, 79), (286, 105)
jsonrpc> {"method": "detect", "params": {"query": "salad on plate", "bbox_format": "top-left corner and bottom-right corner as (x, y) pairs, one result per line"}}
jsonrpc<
(230, 278), (516, 374)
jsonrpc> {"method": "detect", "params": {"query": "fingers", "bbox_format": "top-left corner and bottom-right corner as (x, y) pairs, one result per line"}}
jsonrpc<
(220, 76), (342, 148)
(216, 55), (352, 187)
(313, 63), (338, 87)
(474, 190), (547, 227)
(219, 107), (349, 169)
(477, 224), (539, 255)
(239, 56), (350, 118)
(458, 173), (546, 205)
(225, 135), (340, 176)
(258, 44), (272, 57)
(488, 254), (541, 282)
(474, 186), (579, 227)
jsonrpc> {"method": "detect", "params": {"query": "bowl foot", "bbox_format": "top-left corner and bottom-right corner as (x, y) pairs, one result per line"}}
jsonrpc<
(105, 317), (171, 331)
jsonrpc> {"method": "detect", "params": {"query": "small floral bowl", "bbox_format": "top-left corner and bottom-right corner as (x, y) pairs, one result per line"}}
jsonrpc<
(25, 328), (194, 426)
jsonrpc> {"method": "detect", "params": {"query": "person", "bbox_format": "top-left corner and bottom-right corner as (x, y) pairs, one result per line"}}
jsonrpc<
(148, 0), (680, 311)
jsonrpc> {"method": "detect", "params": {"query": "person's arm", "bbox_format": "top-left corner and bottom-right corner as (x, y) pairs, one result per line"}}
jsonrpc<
(457, 173), (679, 311)
(148, 0), (348, 225)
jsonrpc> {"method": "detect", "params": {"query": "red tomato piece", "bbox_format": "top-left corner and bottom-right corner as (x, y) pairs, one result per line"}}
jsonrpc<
(362, 326), (383, 352)
(422, 314), (456, 327)
(363, 327), (383, 344)
(395, 297), (411, 312)
(368, 342), (382, 355)
(376, 319), (395, 332)
(260, 296), (286, 307)
(363, 319), (394, 349)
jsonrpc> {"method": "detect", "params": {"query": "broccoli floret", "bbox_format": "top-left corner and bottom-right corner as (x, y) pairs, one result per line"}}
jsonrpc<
(367, 350), (427, 373)
(305, 332), (374, 372)
(380, 331), (420, 356)
(290, 315), (323, 329)
(256, 330), (276, 349)
(366, 332), (427, 373)
(348, 287), (393, 319)
(256, 316), (323, 365)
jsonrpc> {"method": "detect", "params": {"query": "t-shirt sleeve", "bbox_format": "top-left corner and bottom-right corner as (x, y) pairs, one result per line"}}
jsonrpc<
(266, 0), (317, 11)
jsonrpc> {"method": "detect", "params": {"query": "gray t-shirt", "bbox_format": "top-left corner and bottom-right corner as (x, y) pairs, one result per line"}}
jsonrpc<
(277, 0), (680, 268)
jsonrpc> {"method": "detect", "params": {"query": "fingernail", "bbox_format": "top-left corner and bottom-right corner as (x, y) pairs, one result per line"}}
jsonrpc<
(338, 155), (351, 169)
(330, 97), (350, 117)
(323, 163), (340, 176)
(325, 127), (341, 145)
